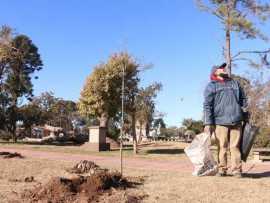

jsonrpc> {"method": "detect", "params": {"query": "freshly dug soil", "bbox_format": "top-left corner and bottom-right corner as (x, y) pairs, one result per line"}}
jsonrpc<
(0, 151), (24, 159)
(22, 171), (134, 203)
(67, 160), (103, 174)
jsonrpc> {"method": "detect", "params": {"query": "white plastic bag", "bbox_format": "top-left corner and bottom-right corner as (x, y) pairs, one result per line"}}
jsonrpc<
(184, 133), (218, 176)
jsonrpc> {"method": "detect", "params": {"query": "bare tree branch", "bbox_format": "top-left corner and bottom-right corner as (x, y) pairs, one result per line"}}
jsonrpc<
(232, 57), (255, 62)
(232, 49), (270, 59)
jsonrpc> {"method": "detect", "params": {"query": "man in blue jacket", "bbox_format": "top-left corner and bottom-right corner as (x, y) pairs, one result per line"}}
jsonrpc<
(203, 63), (247, 177)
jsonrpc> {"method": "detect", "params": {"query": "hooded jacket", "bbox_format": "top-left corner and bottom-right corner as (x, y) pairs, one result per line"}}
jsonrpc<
(203, 66), (248, 126)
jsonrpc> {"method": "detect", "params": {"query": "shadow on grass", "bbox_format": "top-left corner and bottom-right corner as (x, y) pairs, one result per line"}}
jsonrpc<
(0, 141), (23, 145)
(0, 141), (85, 147)
(0, 152), (24, 159)
(145, 144), (174, 148)
(110, 146), (134, 152)
(145, 148), (185, 155)
(243, 171), (270, 179)
(44, 142), (84, 146)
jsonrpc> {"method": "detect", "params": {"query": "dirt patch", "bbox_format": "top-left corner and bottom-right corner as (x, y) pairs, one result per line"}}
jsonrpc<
(97, 191), (149, 203)
(9, 176), (35, 183)
(0, 151), (24, 159)
(22, 169), (144, 203)
(125, 194), (147, 203)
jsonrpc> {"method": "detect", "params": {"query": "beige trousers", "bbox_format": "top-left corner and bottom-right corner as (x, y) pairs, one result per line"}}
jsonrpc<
(215, 125), (242, 173)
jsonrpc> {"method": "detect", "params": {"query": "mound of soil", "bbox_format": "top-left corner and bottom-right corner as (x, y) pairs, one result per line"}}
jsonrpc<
(22, 171), (133, 203)
(0, 152), (24, 159)
(67, 160), (104, 174)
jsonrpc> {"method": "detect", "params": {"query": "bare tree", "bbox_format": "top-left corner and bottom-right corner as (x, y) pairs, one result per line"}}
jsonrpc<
(233, 74), (270, 126)
(196, 0), (270, 75)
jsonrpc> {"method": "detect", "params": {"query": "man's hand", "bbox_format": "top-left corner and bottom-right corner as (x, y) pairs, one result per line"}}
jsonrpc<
(204, 125), (215, 135)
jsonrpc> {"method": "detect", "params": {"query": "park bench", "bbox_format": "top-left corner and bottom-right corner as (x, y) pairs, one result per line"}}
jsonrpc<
(253, 148), (270, 162)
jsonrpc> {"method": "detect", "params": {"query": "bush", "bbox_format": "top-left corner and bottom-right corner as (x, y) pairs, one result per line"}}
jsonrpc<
(253, 127), (270, 148)
(0, 130), (12, 141)
(107, 126), (120, 141)
(160, 127), (178, 138)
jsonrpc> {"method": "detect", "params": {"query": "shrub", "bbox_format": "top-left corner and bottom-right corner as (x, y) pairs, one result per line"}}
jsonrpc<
(0, 130), (12, 141)
(253, 127), (270, 148)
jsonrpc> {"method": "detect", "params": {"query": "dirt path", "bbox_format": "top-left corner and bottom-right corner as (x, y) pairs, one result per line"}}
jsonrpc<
(1, 147), (270, 175)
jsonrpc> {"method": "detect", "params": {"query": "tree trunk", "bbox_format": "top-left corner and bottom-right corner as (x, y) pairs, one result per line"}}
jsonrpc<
(131, 113), (137, 154)
(99, 113), (108, 128)
(225, 28), (232, 76)
(29, 126), (32, 138)
(146, 123), (150, 137)
(10, 102), (17, 143)
(12, 127), (17, 143)
(138, 123), (143, 144)
(225, 1), (234, 76)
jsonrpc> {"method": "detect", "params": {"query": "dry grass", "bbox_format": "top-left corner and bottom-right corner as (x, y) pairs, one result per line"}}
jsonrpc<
(0, 141), (188, 160)
(0, 157), (147, 203)
(1, 142), (270, 202)
(0, 158), (72, 203)
(0, 156), (270, 203)
(140, 171), (270, 203)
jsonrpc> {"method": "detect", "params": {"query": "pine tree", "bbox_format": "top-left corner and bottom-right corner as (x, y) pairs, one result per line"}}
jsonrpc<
(196, 0), (270, 74)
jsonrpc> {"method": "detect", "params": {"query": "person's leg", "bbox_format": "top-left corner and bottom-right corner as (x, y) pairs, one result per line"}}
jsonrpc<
(229, 124), (242, 174)
(215, 125), (229, 174)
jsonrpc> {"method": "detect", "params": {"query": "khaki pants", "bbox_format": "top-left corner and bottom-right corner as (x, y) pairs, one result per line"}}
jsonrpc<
(215, 125), (242, 173)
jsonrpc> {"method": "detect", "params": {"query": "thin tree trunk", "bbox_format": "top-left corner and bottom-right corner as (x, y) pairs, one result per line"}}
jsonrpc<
(225, 28), (231, 76)
(131, 113), (137, 154)
(138, 123), (143, 144)
(225, 0), (235, 76)
(146, 123), (150, 137)
(11, 100), (17, 143)
(12, 127), (17, 143)
(29, 126), (32, 138)
(12, 130), (15, 142)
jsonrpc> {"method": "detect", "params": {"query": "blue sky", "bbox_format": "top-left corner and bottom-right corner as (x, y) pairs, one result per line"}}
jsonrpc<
(1, 0), (269, 126)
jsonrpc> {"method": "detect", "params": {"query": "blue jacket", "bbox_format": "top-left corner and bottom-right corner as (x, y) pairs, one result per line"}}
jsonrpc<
(203, 79), (247, 126)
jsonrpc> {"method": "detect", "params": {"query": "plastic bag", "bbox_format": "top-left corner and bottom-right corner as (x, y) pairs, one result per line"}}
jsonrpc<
(240, 122), (259, 162)
(184, 133), (218, 176)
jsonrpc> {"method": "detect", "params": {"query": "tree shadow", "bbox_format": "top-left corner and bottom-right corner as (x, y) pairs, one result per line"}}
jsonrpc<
(20, 141), (85, 147)
(47, 142), (85, 146)
(145, 148), (185, 155)
(0, 152), (24, 159)
(242, 171), (270, 179)
(0, 140), (86, 147)
(146, 143), (175, 148)
(110, 147), (134, 152)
